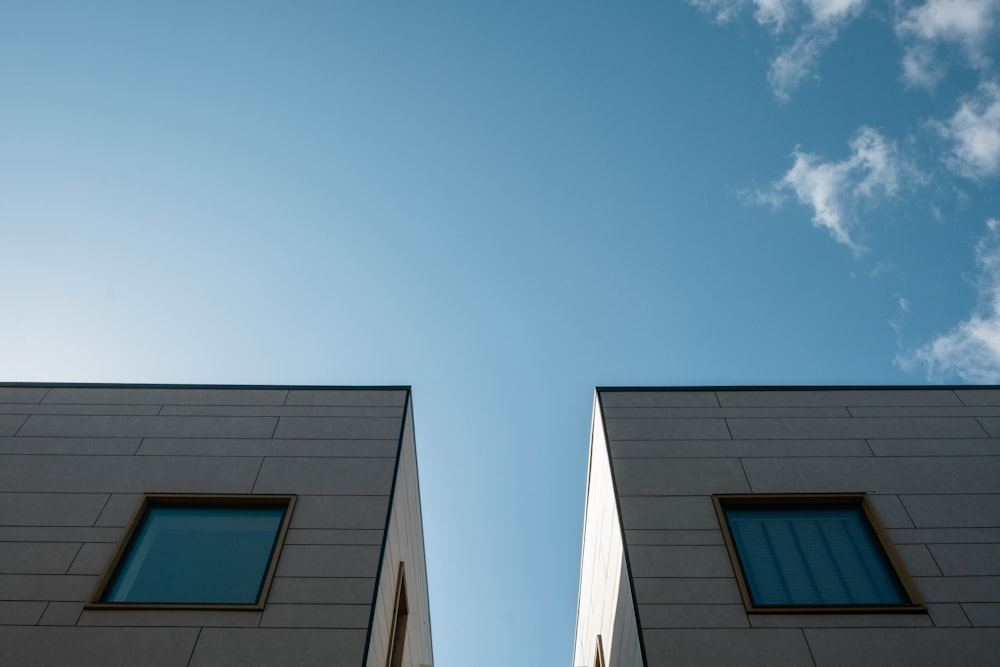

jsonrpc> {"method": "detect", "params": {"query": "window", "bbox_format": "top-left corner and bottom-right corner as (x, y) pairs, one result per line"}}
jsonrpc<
(594, 635), (606, 667)
(386, 562), (409, 667)
(87, 494), (295, 610)
(714, 494), (924, 613)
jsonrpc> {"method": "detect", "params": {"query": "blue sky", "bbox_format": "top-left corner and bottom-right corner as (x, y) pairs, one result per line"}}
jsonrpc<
(2, 1), (999, 664)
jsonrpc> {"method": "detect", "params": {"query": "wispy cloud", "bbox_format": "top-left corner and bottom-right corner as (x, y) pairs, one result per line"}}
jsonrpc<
(897, 218), (1000, 382)
(687, 0), (868, 100)
(896, 0), (1000, 88)
(755, 126), (909, 252)
(934, 80), (1000, 180)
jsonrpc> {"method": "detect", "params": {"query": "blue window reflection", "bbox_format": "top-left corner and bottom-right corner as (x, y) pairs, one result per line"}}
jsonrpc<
(724, 506), (906, 607)
(104, 506), (286, 604)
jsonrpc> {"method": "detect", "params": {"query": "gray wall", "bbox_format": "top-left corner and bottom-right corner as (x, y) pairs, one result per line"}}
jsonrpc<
(598, 387), (1000, 667)
(0, 384), (423, 667)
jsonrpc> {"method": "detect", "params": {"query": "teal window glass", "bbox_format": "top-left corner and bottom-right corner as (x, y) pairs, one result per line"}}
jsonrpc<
(724, 505), (907, 607)
(103, 505), (286, 604)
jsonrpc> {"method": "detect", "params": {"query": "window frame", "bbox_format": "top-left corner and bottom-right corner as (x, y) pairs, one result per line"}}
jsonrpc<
(386, 561), (409, 667)
(713, 493), (925, 614)
(86, 493), (296, 611)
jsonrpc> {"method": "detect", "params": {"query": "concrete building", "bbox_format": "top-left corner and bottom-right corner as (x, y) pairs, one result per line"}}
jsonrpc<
(0, 383), (433, 667)
(574, 387), (1000, 667)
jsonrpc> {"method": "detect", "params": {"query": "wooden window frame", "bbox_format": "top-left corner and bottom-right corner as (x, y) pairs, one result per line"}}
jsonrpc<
(713, 493), (925, 614)
(86, 493), (296, 611)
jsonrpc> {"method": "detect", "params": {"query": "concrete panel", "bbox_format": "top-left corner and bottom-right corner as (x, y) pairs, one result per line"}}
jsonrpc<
(0, 527), (122, 543)
(963, 603), (1000, 626)
(0, 574), (97, 601)
(955, 388), (1000, 405)
(138, 438), (397, 458)
(77, 610), (262, 627)
(867, 438), (1000, 456)
(618, 496), (720, 530)
(0, 626), (199, 667)
(612, 438), (871, 458)
(916, 576), (1000, 602)
(160, 405), (403, 417)
(0, 415), (27, 436)
(600, 391), (720, 408)
(284, 529), (385, 545)
(604, 418), (731, 440)
(0, 601), (45, 625)
(889, 528), (1000, 544)
(851, 406), (1000, 417)
(95, 494), (142, 527)
(805, 628), (1000, 666)
(272, 417), (402, 440)
(0, 404), (160, 415)
(260, 603), (370, 628)
(927, 603), (971, 627)
(867, 494), (915, 528)
(974, 416), (1000, 437)
(67, 543), (116, 576)
(728, 416), (986, 440)
(43, 387), (287, 405)
(0, 455), (261, 493)
(38, 601), (84, 626)
(896, 544), (942, 577)
(929, 544), (1000, 575)
(0, 493), (108, 526)
(0, 543), (80, 574)
(604, 406), (850, 419)
(718, 389), (962, 407)
(901, 494), (1000, 528)
(285, 389), (407, 407)
(18, 415), (277, 438)
(0, 387), (48, 403)
(632, 577), (742, 604)
(624, 530), (724, 545)
(267, 577), (376, 605)
(0, 437), (141, 455)
(742, 457), (1000, 494)
(189, 628), (367, 667)
(626, 545), (734, 578)
(254, 458), (395, 495)
(750, 613), (932, 628)
(642, 628), (814, 666)
(612, 458), (749, 495)
(275, 545), (382, 578)
(290, 496), (390, 530)
(638, 603), (749, 628)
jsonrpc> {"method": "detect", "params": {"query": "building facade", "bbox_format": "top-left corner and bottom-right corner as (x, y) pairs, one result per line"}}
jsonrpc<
(0, 384), (433, 667)
(574, 387), (1000, 666)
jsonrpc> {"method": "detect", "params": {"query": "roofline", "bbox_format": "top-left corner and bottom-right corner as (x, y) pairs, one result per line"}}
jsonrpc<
(0, 382), (411, 391)
(596, 384), (1000, 392)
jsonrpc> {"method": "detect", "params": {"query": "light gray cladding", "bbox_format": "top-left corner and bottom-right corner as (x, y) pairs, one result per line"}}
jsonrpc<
(595, 386), (1000, 666)
(0, 384), (413, 667)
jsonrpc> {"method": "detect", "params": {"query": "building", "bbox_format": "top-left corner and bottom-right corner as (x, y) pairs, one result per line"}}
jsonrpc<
(574, 387), (1000, 666)
(0, 383), (433, 667)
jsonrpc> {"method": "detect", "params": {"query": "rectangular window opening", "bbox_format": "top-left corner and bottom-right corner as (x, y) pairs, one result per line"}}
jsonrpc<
(86, 494), (295, 610)
(387, 562), (409, 667)
(714, 494), (925, 613)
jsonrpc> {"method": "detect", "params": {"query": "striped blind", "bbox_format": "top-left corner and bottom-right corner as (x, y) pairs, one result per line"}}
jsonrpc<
(725, 506), (906, 606)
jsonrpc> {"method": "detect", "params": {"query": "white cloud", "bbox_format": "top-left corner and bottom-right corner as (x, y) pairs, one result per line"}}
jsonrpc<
(936, 81), (1000, 179)
(756, 0), (798, 30)
(896, 0), (1000, 87)
(806, 0), (866, 23)
(687, 0), (749, 23)
(898, 218), (1000, 382)
(760, 127), (907, 251)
